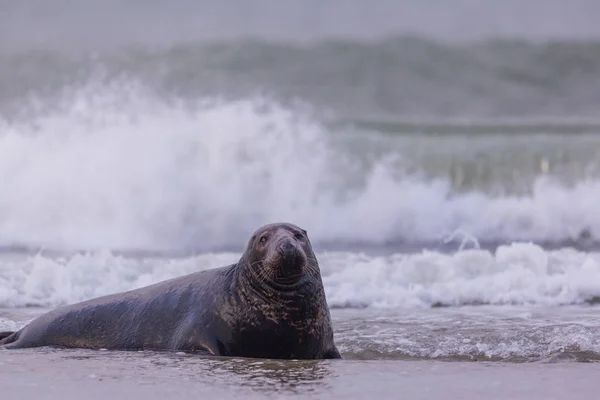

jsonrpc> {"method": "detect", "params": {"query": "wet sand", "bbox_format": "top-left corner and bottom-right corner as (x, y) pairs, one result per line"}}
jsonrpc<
(1, 348), (598, 400)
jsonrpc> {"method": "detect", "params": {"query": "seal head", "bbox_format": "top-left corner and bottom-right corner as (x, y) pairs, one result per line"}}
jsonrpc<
(245, 222), (314, 290)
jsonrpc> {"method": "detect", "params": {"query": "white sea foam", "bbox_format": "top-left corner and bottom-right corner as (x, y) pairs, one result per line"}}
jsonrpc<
(2, 80), (600, 252)
(1, 244), (600, 309)
(335, 306), (600, 360)
(323, 243), (600, 308)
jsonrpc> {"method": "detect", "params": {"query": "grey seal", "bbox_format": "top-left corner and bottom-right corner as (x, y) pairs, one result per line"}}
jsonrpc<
(0, 222), (341, 360)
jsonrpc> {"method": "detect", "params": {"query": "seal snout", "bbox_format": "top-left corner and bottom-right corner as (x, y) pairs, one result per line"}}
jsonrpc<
(273, 238), (305, 285)
(277, 240), (298, 258)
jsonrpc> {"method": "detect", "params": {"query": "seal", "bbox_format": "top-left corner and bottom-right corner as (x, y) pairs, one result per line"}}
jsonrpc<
(0, 222), (341, 360)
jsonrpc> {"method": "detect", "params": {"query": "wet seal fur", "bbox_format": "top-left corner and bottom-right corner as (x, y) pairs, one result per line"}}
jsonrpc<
(0, 222), (341, 360)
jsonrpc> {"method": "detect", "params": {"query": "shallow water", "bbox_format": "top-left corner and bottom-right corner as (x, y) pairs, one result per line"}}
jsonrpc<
(3, 244), (600, 398)
(2, 347), (599, 400)
(3, 305), (600, 364)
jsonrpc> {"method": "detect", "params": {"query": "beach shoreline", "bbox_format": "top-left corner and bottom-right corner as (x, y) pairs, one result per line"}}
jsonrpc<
(1, 348), (598, 400)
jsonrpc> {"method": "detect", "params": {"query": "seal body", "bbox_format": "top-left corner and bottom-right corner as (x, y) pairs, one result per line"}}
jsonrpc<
(0, 222), (341, 360)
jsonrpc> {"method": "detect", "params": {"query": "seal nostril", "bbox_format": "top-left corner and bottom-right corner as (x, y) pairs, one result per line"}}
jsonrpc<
(278, 241), (296, 255)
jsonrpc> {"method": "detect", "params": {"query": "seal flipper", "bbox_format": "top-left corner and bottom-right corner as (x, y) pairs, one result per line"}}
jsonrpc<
(178, 335), (228, 356)
(0, 331), (17, 345)
(196, 337), (228, 356)
(0, 331), (14, 340)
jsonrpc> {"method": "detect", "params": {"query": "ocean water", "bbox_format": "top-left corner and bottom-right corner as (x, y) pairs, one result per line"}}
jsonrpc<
(2, 1), (600, 398)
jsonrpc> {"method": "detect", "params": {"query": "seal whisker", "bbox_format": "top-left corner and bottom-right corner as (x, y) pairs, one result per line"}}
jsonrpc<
(249, 259), (279, 286)
(247, 260), (270, 283)
(304, 257), (321, 275)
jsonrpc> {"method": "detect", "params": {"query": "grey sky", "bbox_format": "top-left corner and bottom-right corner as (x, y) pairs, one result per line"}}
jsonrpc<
(1, 0), (600, 51)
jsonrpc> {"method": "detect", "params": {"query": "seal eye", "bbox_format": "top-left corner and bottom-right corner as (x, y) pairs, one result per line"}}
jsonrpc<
(294, 232), (304, 240)
(259, 236), (268, 244)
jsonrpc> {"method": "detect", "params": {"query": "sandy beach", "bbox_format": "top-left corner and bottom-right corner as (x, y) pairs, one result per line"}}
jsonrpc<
(1, 348), (598, 400)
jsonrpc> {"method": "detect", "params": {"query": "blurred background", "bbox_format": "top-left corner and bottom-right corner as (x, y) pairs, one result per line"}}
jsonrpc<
(1, 0), (600, 253)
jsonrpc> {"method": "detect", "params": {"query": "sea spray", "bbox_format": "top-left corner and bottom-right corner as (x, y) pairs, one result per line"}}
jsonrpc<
(2, 81), (600, 252)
